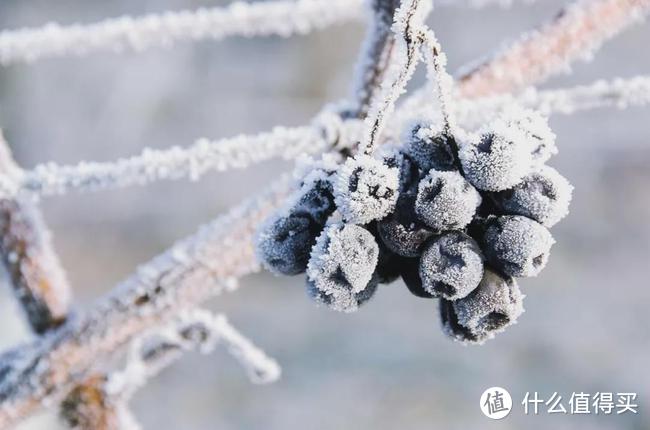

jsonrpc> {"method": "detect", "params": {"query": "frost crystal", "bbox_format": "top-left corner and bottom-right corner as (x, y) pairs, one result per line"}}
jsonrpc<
(306, 223), (379, 313)
(380, 146), (420, 193)
(482, 215), (555, 277)
(443, 269), (524, 345)
(415, 170), (481, 231)
(493, 165), (573, 227)
(256, 213), (320, 276)
(502, 106), (558, 164)
(377, 193), (434, 257)
(403, 123), (456, 173)
(419, 232), (484, 300)
(334, 155), (399, 224)
(291, 177), (336, 225)
(459, 120), (533, 191)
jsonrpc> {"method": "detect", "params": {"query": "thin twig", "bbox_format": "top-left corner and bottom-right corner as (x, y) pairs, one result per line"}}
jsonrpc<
(60, 310), (279, 430)
(361, 0), (430, 155)
(0, 178), (290, 428)
(0, 111), (355, 199)
(0, 0), (365, 66)
(457, 0), (650, 97)
(350, 0), (400, 119)
(0, 132), (71, 334)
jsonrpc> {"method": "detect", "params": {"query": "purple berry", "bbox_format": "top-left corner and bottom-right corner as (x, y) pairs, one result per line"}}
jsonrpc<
(256, 213), (321, 276)
(335, 155), (400, 224)
(306, 223), (379, 312)
(503, 106), (557, 164)
(377, 194), (434, 257)
(459, 122), (533, 191)
(403, 123), (456, 174)
(482, 215), (555, 277)
(492, 166), (572, 227)
(293, 177), (336, 225)
(415, 170), (481, 231)
(401, 257), (435, 299)
(419, 232), (484, 300)
(441, 269), (524, 344)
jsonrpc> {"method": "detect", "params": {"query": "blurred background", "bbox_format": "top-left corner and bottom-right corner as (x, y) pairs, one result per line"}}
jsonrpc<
(0, 0), (648, 429)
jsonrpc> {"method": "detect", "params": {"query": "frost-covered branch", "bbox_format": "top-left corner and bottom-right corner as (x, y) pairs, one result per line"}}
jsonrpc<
(350, 0), (400, 119)
(418, 28), (457, 134)
(60, 375), (137, 430)
(0, 0), (365, 66)
(0, 0), (543, 67)
(0, 113), (357, 199)
(457, 0), (650, 97)
(108, 309), (279, 400)
(59, 310), (278, 430)
(519, 75), (650, 114)
(0, 178), (290, 428)
(399, 75), (650, 130)
(438, 0), (538, 6)
(0, 132), (71, 334)
(361, 0), (430, 155)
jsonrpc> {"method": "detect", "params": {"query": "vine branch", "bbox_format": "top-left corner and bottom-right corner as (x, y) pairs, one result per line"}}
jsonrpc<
(457, 0), (650, 97)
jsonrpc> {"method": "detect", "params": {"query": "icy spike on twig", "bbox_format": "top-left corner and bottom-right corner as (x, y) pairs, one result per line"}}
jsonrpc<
(107, 309), (280, 400)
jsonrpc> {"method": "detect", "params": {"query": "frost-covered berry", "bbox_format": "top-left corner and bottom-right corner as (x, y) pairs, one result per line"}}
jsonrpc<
(493, 166), (573, 227)
(439, 299), (487, 344)
(307, 277), (378, 313)
(482, 216), (555, 277)
(373, 243), (404, 285)
(335, 155), (399, 224)
(256, 213), (321, 276)
(503, 106), (557, 164)
(441, 269), (524, 344)
(306, 223), (379, 312)
(415, 170), (481, 231)
(401, 257), (435, 299)
(377, 194), (434, 257)
(459, 123), (533, 191)
(419, 232), (484, 300)
(403, 124), (456, 174)
(381, 148), (420, 193)
(292, 177), (336, 225)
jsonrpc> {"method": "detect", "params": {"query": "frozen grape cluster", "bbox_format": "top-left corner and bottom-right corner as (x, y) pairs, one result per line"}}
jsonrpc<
(257, 108), (572, 344)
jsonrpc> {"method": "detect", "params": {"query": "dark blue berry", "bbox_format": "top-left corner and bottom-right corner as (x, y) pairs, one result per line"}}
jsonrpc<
(377, 193), (434, 257)
(441, 269), (524, 344)
(419, 232), (484, 300)
(257, 213), (321, 276)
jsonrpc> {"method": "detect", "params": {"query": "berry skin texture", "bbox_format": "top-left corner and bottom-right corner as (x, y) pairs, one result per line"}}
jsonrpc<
(459, 121), (533, 192)
(503, 106), (558, 165)
(292, 177), (336, 225)
(256, 213), (321, 276)
(419, 232), (484, 300)
(493, 166), (573, 227)
(439, 299), (487, 344)
(377, 193), (434, 257)
(415, 170), (482, 231)
(482, 215), (555, 277)
(306, 223), (379, 313)
(381, 148), (420, 193)
(373, 242), (404, 285)
(335, 155), (400, 224)
(401, 257), (435, 299)
(403, 124), (456, 174)
(441, 269), (524, 345)
(307, 278), (378, 313)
